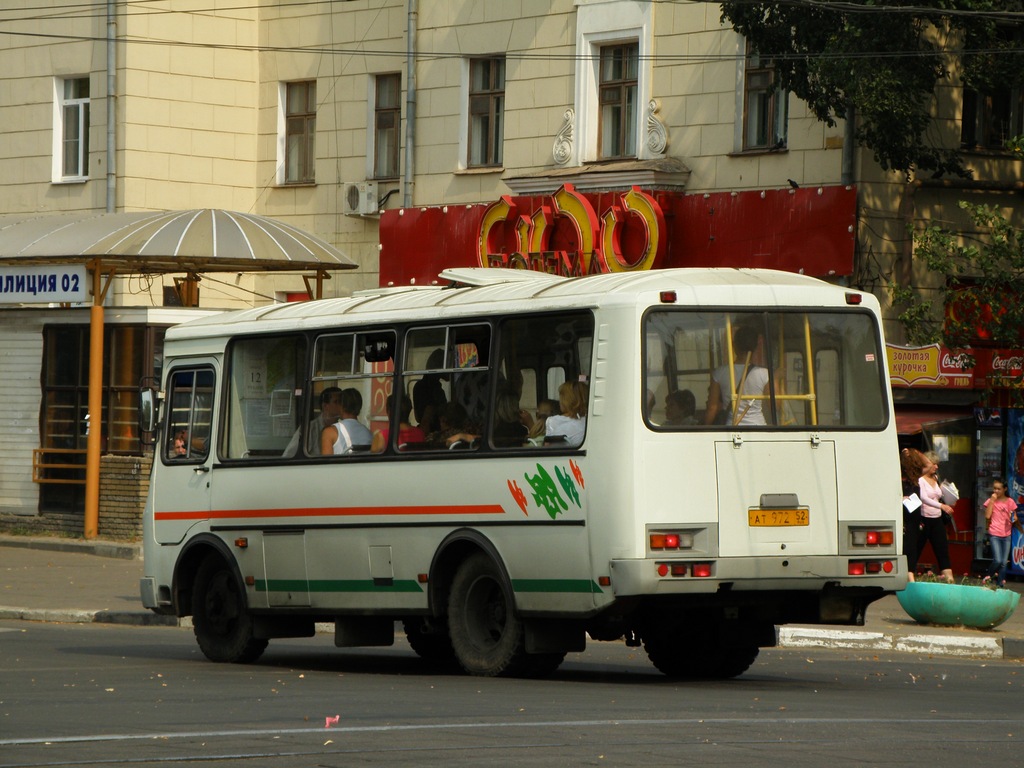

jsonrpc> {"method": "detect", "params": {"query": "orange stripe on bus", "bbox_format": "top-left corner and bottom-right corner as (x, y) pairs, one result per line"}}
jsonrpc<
(153, 504), (506, 521)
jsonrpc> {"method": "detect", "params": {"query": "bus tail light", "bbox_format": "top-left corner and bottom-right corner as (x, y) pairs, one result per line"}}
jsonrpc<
(650, 531), (695, 551)
(655, 562), (713, 578)
(848, 559), (894, 575)
(851, 528), (894, 547)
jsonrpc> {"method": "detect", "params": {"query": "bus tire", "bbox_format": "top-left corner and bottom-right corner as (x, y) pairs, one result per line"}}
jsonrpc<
(643, 628), (758, 680)
(192, 555), (268, 664)
(402, 617), (458, 667)
(447, 553), (525, 677)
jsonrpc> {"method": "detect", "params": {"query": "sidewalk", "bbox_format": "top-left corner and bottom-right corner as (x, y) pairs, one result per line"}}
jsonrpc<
(1, 535), (1022, 659)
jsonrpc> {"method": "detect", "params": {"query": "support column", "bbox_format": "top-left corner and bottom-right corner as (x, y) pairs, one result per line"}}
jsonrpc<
(83, 261), (113, 539)
(84, 303), (104, 539)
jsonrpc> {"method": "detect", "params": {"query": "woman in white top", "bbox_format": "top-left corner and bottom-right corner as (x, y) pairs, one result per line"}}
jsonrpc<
(545, 380), (589, 448)
(704, 325), (770, 426)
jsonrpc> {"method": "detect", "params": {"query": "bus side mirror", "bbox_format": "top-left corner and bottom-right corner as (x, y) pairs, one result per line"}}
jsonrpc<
(139, 388), (158, 434)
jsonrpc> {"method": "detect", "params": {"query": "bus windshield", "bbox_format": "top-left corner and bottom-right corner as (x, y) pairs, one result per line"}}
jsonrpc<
(644, 309), (887, 429)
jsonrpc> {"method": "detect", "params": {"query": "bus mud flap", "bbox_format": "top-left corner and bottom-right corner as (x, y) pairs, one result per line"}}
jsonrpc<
(524, 620), (586, 654)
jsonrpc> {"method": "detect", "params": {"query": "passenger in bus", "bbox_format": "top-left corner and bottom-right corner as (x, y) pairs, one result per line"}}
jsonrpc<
(321, 388), (373, 455)
(171, 429), (188, 457)
(413, 349), (447, 434)
(524, 398), (560, 443)
(371, 394), (426, 452)
(429, 402), (482, 449)
(283, 386), (343, 457)
(704, 325), (770, 426)
(491, 391), (529, 446)
(665, 389), (698, 426)
(545, 381), (589, 448)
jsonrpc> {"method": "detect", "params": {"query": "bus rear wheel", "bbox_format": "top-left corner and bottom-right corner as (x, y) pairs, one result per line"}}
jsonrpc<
(643, 627), (759, 680)
(192, 555), (267, 664)
(447, 553), (526, 677)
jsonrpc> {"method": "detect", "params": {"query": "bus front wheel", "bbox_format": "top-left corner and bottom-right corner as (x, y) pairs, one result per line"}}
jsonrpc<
(192, 555), (267, 664)
(447, 553), (525, 677)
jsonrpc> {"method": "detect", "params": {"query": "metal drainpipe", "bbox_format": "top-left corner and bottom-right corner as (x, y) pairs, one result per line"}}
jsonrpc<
(403, 0), (416, 209)
(106, 0), (116, 213)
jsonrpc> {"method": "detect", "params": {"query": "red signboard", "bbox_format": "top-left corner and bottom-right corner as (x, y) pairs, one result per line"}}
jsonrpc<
(378, 185), (856, 287)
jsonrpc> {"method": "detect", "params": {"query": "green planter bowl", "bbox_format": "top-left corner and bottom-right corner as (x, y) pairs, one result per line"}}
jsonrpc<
(897, 581), (1020, 629)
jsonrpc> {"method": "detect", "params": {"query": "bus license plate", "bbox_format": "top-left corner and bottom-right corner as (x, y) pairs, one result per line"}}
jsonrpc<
(748, 509), (809, 527)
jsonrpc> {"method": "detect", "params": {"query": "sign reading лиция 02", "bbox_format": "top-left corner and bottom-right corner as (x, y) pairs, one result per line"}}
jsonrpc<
(0, 264), (89, 304)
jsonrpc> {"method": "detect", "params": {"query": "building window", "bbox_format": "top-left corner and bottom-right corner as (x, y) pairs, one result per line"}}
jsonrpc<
(374, 73), (401, 179)
(468, 58), (505, 167)
(962, 87), (1024, 151)
(743, 44), (788, 151)
(598, 43), (638, 159)
(284, 81), (316, 183)
(55, 76), (90, 180)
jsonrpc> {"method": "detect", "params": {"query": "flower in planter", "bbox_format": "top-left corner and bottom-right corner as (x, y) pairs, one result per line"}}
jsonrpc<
(914, 571), (1000, 590)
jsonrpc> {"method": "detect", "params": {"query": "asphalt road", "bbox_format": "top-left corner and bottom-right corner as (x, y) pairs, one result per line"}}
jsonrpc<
(1, 621), (1021, 768)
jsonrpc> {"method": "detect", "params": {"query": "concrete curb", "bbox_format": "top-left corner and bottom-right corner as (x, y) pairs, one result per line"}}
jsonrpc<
(777, 626), (1019, 660)
(0, 537), (140, 560)
(0, 606), (179, 626)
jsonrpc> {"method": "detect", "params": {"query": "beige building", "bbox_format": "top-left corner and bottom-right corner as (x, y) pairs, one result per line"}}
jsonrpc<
(0, 0), (1020, 529)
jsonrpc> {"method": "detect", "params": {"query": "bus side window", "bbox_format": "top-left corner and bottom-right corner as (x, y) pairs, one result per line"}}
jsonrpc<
(494, 312), (594, 449)
(165, 368), (214, 463)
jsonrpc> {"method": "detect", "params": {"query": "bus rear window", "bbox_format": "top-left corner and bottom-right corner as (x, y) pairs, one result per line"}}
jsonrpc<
(644, 310), (886, 429)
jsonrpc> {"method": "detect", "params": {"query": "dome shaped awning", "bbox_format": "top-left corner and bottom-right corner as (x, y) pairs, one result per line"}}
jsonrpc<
(0, 209), (357, 272)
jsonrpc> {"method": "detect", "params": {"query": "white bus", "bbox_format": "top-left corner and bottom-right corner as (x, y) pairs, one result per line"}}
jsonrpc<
(139, 268), (905, 678)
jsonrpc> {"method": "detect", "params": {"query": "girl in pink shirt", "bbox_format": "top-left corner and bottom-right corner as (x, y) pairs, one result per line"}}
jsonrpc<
(984, 480), (1022, 587)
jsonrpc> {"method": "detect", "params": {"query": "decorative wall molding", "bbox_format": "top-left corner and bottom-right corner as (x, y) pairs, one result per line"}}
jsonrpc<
(646, 99), (668, 156)
(552, 108), (575, 166)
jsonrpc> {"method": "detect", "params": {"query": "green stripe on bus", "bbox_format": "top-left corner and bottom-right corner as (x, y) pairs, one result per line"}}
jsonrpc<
(256, 579), (424, 593)
(511, 579), (604, 594)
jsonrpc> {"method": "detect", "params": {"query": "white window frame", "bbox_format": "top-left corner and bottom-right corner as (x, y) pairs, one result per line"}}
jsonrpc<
(574, 1), (652, 165)
(52, 76), (90, 183)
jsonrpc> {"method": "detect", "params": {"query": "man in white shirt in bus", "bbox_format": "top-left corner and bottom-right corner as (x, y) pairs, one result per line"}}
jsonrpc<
(322, 388), (373, 454)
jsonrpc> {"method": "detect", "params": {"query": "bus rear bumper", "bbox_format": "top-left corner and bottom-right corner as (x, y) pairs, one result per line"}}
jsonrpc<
(609, 555), (908, 597)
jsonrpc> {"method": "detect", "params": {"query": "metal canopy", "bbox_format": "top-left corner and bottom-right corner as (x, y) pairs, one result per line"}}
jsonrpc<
(0, 209), (357, 541)
(0, 209), (357, 272)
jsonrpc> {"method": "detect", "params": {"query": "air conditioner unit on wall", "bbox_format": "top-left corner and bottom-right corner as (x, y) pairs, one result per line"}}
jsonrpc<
(342, 181), (379, 216)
